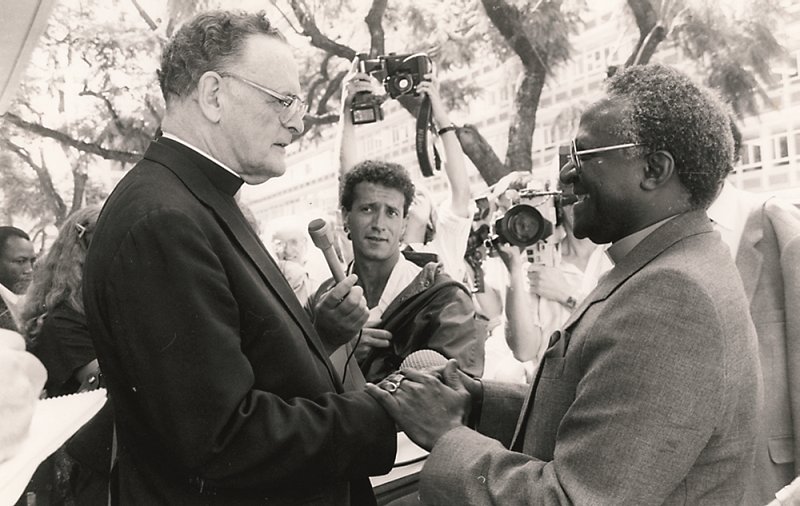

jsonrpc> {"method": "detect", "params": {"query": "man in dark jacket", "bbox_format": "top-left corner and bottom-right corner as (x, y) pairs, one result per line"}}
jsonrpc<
(309, 160), (484, 383)
(0, 227), (35, 331)
(83, 11), (395, 505)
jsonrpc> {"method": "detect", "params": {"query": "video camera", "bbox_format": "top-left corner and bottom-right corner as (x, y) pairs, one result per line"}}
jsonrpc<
(488, 188), (563, 266)
(466, 185), (569, 293)
(350, 52), (432, 125)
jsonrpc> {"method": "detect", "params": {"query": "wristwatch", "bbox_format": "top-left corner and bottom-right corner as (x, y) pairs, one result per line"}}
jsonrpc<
(564, 296), (577, 310)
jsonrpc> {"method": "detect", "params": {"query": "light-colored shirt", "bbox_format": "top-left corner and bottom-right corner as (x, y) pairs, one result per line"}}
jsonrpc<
(348, 256), (422, 322)
(0, 283), (20, 325)
(406, 198), (473, 284)
(707, 181), (764, 258)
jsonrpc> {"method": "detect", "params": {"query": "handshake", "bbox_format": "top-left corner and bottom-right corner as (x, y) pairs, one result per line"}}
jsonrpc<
(365, 350), (482, 451)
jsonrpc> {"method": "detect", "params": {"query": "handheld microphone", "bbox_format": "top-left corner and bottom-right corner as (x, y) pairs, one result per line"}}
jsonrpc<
(308, 218), (346, 283)
(400, 349), (448, 372)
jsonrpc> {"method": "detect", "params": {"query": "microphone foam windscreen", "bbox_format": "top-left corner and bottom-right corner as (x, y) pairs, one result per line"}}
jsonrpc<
(400, 349), (448, 371)
(307, 218), (331, 249)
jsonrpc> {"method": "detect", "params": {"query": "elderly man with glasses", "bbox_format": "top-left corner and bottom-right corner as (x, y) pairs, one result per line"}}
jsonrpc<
(367, 63), (762, 505)
(82, 11), (396, 505)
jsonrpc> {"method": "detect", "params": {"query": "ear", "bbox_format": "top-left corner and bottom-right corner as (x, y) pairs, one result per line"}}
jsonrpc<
(196, 71), (224, 123)
(341, 208), (351, 231)
(640, 150), (675, 191)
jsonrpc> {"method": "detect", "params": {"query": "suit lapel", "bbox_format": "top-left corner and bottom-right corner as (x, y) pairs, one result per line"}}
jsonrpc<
(142, 140), (341, 389)
(735, 203), (765, 304)
(510, 211), (714, 449)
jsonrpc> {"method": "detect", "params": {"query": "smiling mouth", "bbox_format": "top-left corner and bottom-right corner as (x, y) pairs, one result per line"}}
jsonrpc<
(366, 236), (387, 242)
(274, 142), (288, 148)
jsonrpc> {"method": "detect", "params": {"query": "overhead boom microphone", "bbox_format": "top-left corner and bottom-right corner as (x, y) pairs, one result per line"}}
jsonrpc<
(308, 218), (346, 283)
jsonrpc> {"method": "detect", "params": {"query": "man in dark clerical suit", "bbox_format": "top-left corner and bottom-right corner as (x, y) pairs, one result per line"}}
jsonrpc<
(83, 11), (395, 505)
(367, 64), (762, 505)
(710, 180), (800, 504)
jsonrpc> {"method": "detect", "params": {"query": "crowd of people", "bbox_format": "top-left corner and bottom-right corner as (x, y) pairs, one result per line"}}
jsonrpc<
(2, 8), (800, 506)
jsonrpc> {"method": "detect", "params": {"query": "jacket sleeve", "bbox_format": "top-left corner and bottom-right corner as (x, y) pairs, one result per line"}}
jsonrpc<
(421, 282), (485, 378)
(97, 209), (395, 490)
(418, 268), (744, 505)
(770, 201), (800, 468)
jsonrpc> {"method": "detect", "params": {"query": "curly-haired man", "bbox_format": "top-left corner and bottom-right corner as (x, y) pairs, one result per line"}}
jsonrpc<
(367, 63), (762, 505)
(309, 160), (484, 384)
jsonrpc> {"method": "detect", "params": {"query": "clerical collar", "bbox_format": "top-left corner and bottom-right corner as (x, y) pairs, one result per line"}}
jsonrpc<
(606, 215), (676, 265)
(159, 132), (243, 196)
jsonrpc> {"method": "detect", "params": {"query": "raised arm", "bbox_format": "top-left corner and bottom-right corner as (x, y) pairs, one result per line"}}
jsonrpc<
(336, 57), (377, 177)
(417, 75), (471, 219)
(496, 243), (546, 363)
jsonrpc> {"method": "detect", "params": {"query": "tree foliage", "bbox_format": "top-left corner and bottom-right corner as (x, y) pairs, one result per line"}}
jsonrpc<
(623, 0), (788, 117)
(0, 0), (790, 230)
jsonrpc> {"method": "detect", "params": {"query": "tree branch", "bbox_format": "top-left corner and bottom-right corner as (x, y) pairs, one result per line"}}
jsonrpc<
(480, 0), (547, 72)
(625, 0), (664, 67)
(2, 113), (141, 164)
(365, 0), (388, 56)
(287, 0), (357, 60)
(0, 137), (67, 222)
(79, 88), (127, 135)
(130, 0), (159, 31)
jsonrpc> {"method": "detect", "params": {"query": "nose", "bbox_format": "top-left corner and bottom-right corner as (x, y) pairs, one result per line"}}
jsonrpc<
(285, 111), (305, 135)
(559, 160), (577, 186)
(23, 260), (34, 274)
(370, 210), (388, 229)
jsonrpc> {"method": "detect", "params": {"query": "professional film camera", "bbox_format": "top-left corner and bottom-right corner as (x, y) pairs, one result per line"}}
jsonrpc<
(350, 52), (432, 125)
(466, 184), (575, 293)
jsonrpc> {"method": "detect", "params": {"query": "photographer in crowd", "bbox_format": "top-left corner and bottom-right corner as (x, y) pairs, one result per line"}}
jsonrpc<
(338, 57), (473, 283)
(496, 178), (611, 382)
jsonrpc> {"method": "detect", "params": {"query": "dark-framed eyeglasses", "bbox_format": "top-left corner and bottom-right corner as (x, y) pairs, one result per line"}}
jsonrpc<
(569, 138), (645, 171)
(218, 71), (306, 123)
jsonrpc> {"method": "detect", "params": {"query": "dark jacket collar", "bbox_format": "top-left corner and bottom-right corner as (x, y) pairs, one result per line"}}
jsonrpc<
(155, 136), (243, 197)
(141, 139), (342, 391)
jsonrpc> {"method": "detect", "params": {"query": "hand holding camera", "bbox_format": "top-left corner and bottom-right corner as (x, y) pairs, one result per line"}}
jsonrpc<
(348, 52), (431, 125)
(415, 73), (451, 129)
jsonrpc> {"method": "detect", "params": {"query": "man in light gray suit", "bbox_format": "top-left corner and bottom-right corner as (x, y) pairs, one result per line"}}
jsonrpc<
(709, 175), (800, 503)
(367, 63), (762, 505)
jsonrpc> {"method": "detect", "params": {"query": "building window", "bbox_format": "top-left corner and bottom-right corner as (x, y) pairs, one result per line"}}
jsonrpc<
(773, 134), (789, 166)
(740, 143), (762, 173)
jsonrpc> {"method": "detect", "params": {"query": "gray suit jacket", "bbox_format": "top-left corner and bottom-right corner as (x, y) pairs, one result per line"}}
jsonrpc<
(738, 198), (800, 504)
(419, 211), (762, 505)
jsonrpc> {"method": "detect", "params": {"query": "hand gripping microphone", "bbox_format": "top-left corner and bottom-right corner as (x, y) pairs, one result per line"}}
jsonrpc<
(308, 218), (346, 283)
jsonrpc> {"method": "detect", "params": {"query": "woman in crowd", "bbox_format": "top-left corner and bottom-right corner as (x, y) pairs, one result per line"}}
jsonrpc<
(17, 205), (107, 505)
(19, 205), (101, 396)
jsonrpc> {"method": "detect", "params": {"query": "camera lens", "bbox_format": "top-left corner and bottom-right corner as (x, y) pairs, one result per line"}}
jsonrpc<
(495, 204), (552, 247)
(387, 72), (415, 97)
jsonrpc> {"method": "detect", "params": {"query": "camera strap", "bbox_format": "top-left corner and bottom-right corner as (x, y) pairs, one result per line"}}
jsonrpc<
(415, 95), (441, 177)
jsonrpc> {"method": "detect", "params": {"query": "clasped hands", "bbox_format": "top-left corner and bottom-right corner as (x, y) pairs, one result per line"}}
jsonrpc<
(365, 359), (479, 451)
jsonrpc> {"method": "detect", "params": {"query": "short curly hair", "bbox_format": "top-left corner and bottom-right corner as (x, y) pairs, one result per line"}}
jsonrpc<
(158, 10), (283, 104)
(604, 63), (734, 209)
(340, 160), (416, 216)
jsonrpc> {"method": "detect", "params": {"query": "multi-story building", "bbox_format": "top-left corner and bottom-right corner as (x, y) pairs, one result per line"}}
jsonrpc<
(242, 2), (800, 233)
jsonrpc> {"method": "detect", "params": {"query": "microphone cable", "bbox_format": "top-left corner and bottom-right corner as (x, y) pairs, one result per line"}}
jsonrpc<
(341, 329), (363, 384)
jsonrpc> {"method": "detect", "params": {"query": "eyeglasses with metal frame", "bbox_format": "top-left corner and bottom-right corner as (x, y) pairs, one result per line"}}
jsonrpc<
(218, 71), (306, 123)
(569, 138), (645, 171)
